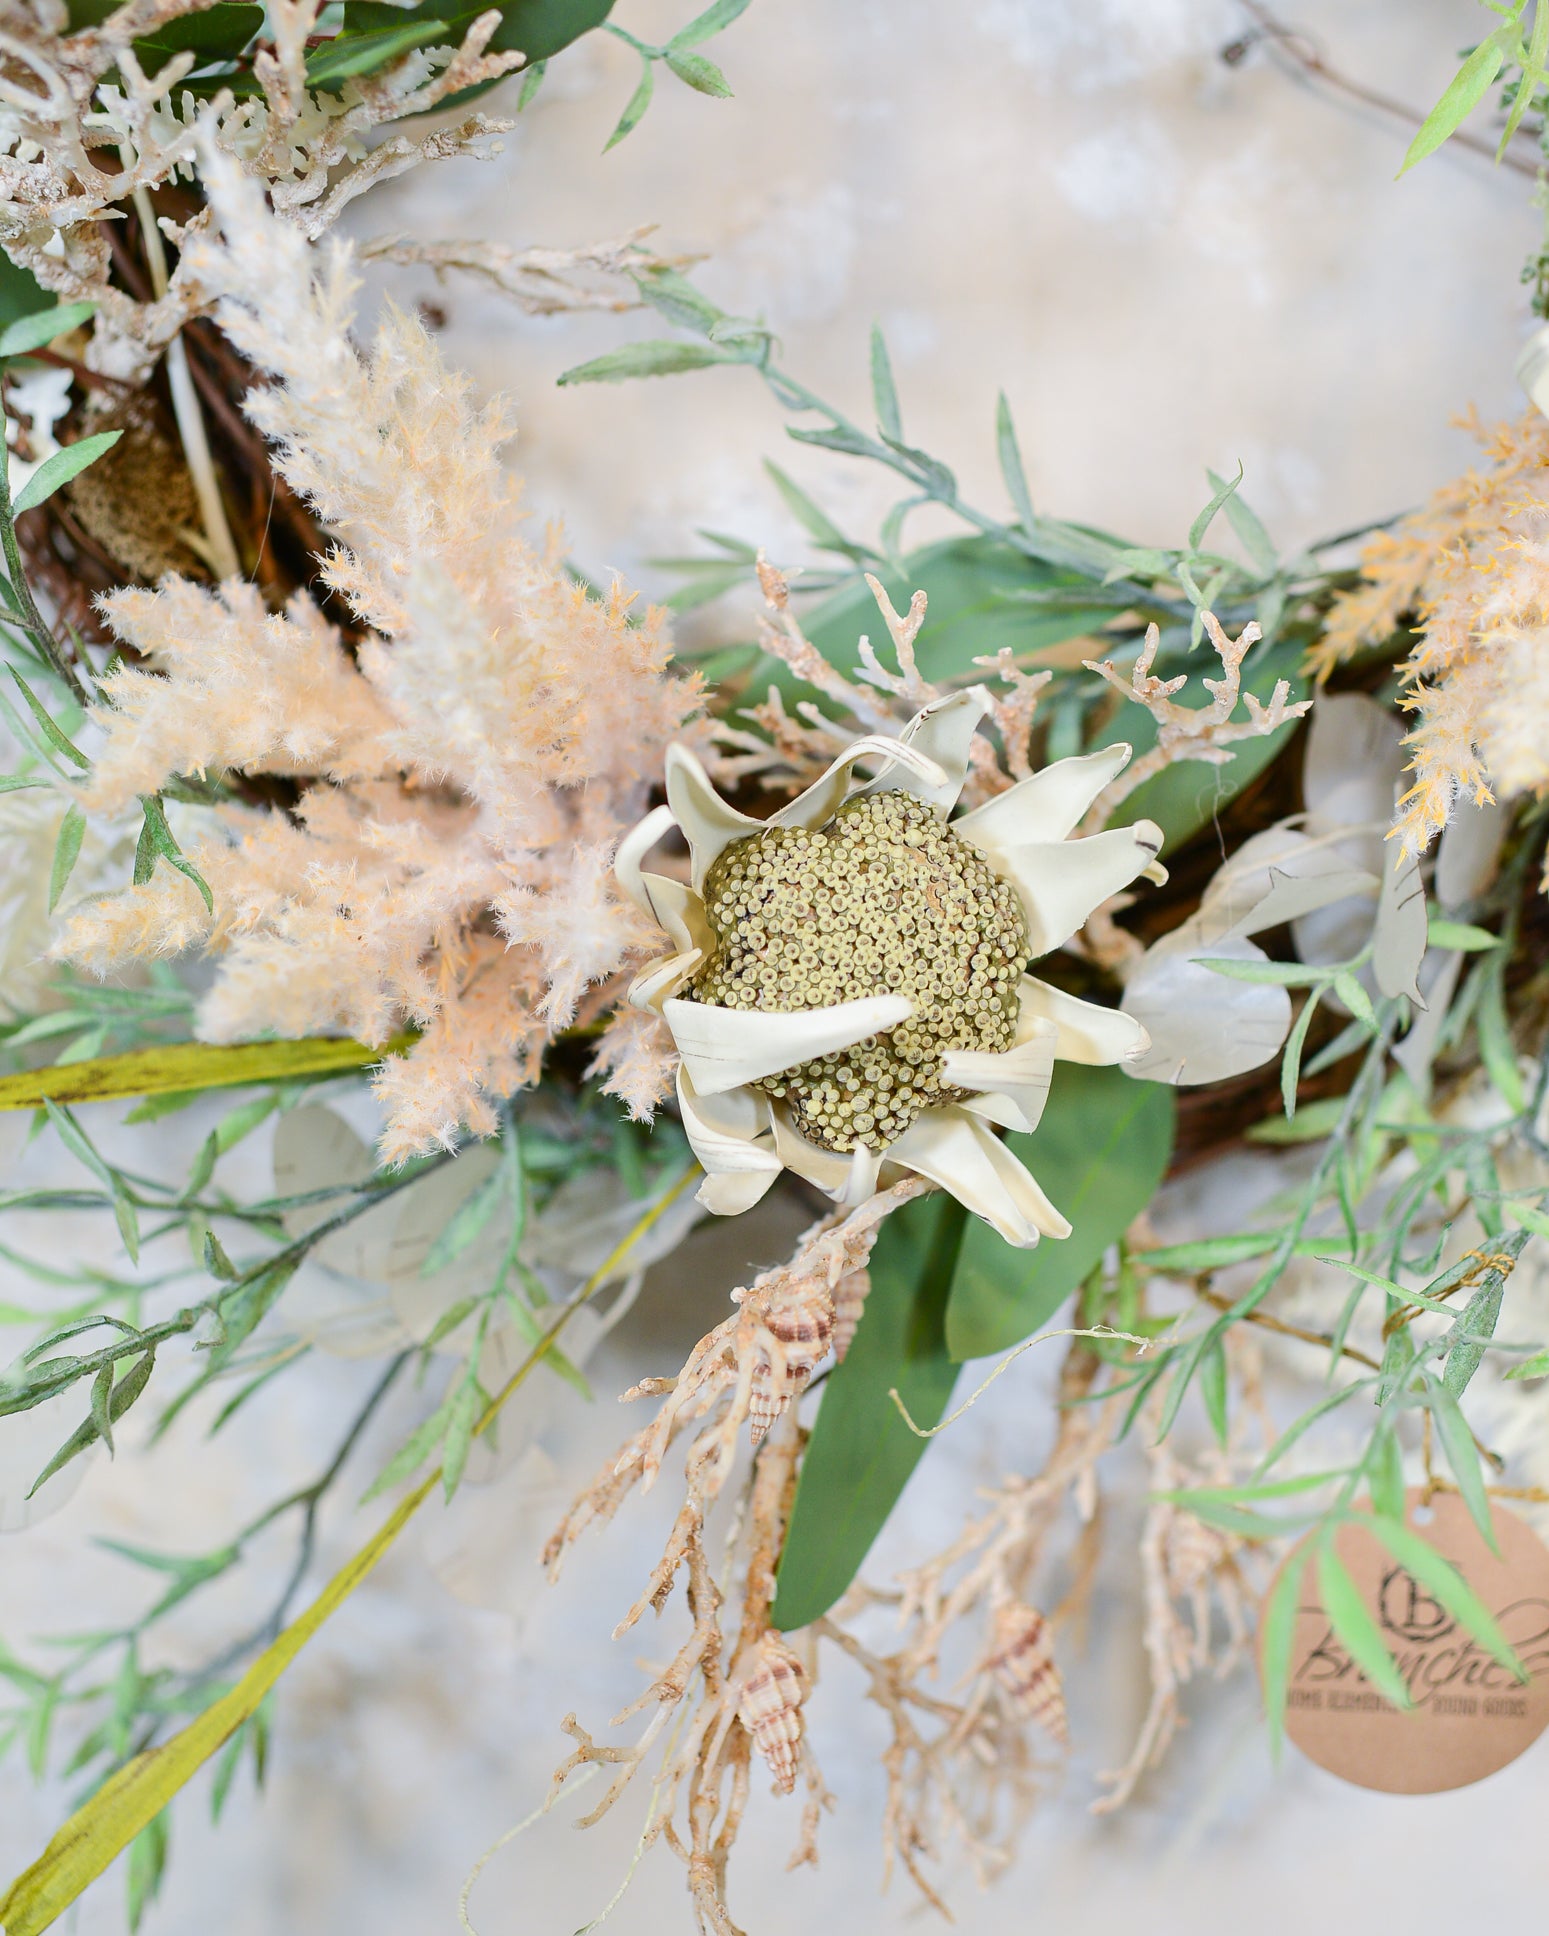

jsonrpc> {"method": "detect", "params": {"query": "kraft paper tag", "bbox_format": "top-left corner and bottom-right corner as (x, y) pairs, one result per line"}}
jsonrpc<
(1263, 1489), (1549, 1793)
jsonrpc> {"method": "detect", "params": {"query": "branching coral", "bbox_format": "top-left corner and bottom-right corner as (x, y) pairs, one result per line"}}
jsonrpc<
(0, 0), (520, 381)
(55, 151), (702, 1158)
(1317, 410), (1549, 861)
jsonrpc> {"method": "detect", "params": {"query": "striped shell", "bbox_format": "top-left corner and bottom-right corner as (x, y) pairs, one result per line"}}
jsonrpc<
(1166, 1511), (1230, 1597)
(831, 1266), (870, 1363)
(749, 1285), (833, 1445)
(737, 1632), (807, 1793)
(984, 1602), (1067, 1745)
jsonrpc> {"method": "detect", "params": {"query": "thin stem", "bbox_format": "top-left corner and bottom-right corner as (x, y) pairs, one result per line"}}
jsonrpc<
(0, 435), (89, 705)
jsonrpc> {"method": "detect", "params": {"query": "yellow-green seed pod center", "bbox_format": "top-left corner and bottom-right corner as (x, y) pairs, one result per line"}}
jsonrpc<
(689, 791), (1031, 1153)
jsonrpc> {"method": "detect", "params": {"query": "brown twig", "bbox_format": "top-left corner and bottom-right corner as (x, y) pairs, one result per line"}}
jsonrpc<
(1227, 0), (1539, 179)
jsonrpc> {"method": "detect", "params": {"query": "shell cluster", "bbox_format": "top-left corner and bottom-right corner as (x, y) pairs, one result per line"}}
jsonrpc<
(690, 791), (1030, 1153)
(984, 1602), (1067, 1745)
(748, 1280), (835, 1446)
(737, 1632), (808, 1794)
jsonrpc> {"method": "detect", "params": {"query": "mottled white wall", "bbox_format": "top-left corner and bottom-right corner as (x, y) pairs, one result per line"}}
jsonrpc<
(5, 5), (1548, 1933)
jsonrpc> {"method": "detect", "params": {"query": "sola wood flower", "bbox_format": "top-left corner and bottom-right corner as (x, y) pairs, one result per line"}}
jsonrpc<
(617, 690), (1161, 1246)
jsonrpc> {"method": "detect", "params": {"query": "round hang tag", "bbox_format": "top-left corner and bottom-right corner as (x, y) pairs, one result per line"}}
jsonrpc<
(1261, 1489), (1549, 1793)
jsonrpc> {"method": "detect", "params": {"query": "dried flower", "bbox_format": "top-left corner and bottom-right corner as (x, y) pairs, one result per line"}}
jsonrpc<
(618, 693), (1159, 1244)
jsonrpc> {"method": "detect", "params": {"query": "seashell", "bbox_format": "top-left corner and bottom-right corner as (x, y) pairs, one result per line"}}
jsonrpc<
(737, 1632), (807, 1794)
(1165, 1510), (1229, 1597)
(984, 1602), (1067, 1745)
(831, 1266), (870, 1363)
(748, 1283), (834, 1445)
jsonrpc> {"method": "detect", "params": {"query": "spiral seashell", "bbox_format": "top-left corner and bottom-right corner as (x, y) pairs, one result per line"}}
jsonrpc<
(1165, 1510), (1229, 1597)
(984, 1602), (1067, 1745)
(748, 1283), (834, 1445)
(831, 1265), (870, 1363)
(737, 1632), (807, 1793)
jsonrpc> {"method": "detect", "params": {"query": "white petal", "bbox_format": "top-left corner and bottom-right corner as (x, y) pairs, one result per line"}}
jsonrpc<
(663, 993), (913, 1096)
(941, 1023), (1057, 1134)
(954, 742), (1131, 852)
(770, 1108), (854, 1194)
(887, 1106), (1070, 1248)
(677, 1066), (781, 1214)
(1121, 928), (1291, 1085)
(665, 744), (764, 890)
(855, 688), (989, 815)
(1016, 977), (1150, 1066)
(615, 804), (677, 918)
(628, 948), (702, 1011)
(993, 820), (1164, 955)
(839, 1142), (883, 1206)
(772, 734), (950, 831)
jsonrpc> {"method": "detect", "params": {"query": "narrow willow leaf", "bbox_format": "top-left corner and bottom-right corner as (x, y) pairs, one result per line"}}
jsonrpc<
(11, 431), (122, 516)
(1187, 461), (1243, 552)
(304, 18), (439, 86)
(1247, 1097), (1346, 1145)
(603, 53), (653, 148)
(1196, 957), (1327, 988)
(1261, 1547), (1308, 1759)
(1167, 1495), (1321, 1539)
(1164, 1470), (1349, 1505)
(664, 48), (731, 95)
(1199, 1338), (1229, 1446)
(1427, 1382), (1498, 1549)
(667, 0), (751, 48)
(1400, 35), (1507, 173)
(111, 1179), (140, 1265)
(43, 1098), (113, 1186)
(0, 300), (94, 361)
(1443, 1279), (1505, 1398)
(1332, 971), (1376, 1030)
(1316, 1541), (1411, 1708)
(186, 1133), (218, 1200)
(560, 337), (740, 384)
(208, 1722), (247, 1824)
(0, 773), (49, 793)
(1281, 985), (1322, 1119)
(8, 670), (88, 769)
(440, 1379), (481, 1500)
(869, 324), (902, 440)
(515, 55), (546, 108)
(46, 805), (86, 914)
(1499, 0), (1549, 152)
(1206, 466), (1277, 576)
(762, 460), (853, 552)
(634, 265), (726, 335)
(1504, 1346), (1549, 1382)
(1366, 1426), (1405, 1520)
(89, 1364), (115, 1457)
(359, 1390), (456, 1504)
(421, 1295), (480, 1351)
(201, 1230), (237, 1282)
(135, 794), (213, 913)
(1426, 917), (1499, 952)
(995, 391), (1036, 533)
(1367, 1514), (1524, 1675)
(208, 1258), (300, 1370)
(28, 1348), (155, 1496)
(421, 1167), (505, 1276)
(772, 1195), (965, 1628)
(1476, 957), (1525, 1111)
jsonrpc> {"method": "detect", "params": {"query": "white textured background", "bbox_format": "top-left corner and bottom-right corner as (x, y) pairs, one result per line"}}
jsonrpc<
(4, 4), (1548, 1933)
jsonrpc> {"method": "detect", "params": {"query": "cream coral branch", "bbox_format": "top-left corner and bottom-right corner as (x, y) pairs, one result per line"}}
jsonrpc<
(360, 228), (692, 315)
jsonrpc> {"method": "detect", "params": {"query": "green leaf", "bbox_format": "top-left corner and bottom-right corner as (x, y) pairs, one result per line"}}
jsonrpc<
(516, 55), (546, 106)
(0, 773), (50, 793)
(342, 0), (614, 64)
(1188, 461), (1244, 552)
(1400, 34), (1507, 174)
(133, 2), (263, 70)
(633, 265), (727, 336)
(1443, 1279), (1505, 1398)
(1281, 986), (1322, 1119)
(1199, 1337), (1228, 1445)
(771, 1195), (965, 1629)
(603, 53), (654, 148)
(1247, 1096), (1347, 1145)
(207, 1258), (300, 1371)
(112, 1178), (140, 1265)
(762, 460), (856, 554)
(1367, 1513), (1524, 1677)
(1316, 1541), (1411, 1708)
(1504, 1345), (1549, 1382)
(43, 1097), (113, 1186)
(1196, 957), (1327, 988)
(1206, 466), (1277, 577)
(945, 1065), (1174, 1359)
(422, 1166), (505, 1274)
(667, 0), (751, 49)
(11, 431), (122, 517)
(89, 1363), (115, 1457)
(994, 391), (1037, 535)
(664, 48), (731, 95)
(1260, 1547), (1308, 1759)
(1427, 1382), (1497, 1551)
(133, 794), (214, 914)
(46, 804), (86, 914)
(0, 250), (53, 337)
(28, 1348), (155, 1496)
(1366, 1426), (1405, 1521)
(1332, 971), (1376, 1030)
(306, 19), (442, 88)
(559, 337), (741, 384)
(440, 1378), (481, 1499)
(1426, 917), (1500, 952)
(869, 325), (902, 441)
(0, 301), (95, 362)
